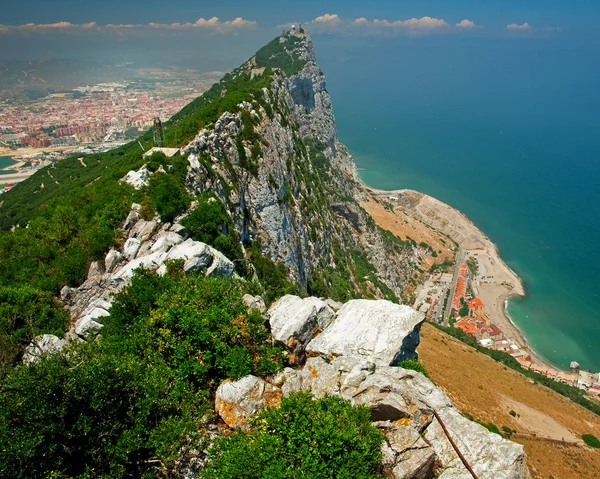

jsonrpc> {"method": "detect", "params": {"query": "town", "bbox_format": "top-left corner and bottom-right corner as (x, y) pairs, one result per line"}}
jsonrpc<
(414, 252), (600, 395)
(0, 69), (220, 194)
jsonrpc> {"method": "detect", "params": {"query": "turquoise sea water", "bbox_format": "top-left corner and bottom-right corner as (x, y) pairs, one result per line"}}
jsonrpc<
(314, 35), (600, 371)
(0, 156), (16, 176)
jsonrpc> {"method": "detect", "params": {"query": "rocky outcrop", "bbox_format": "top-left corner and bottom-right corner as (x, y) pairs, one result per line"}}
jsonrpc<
(215, 376), (282, 430)
(23, 334), (67, 364)
(24, 203), (235, 364)
(306, 299), (425, 366)
(267, 295), (334, 362)
(214, 296), (528, 479)
(181, 31), (415, 298)
(121, 165), (151, 189)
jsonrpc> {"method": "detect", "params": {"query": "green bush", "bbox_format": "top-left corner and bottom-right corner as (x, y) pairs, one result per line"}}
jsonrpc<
(583, 434), (600, 448)
(0, 286), (69, 375)
(203, 392), (383, 479)
(182, 194), (230, 244)
(147, 172), (191, 223)
(181, 194), (247, 275)
(0, 270), (284, 478)
(480, 422), (501, 435)
(398, 359), (430, 379)
(248, 243), (300, 304)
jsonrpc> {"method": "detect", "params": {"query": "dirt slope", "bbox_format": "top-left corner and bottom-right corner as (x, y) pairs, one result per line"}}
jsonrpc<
(419, 323), (600, 479)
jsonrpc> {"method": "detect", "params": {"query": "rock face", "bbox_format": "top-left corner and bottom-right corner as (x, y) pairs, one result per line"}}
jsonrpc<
(214, 296), (528, 479)
(306, 299), (425, 366)
(182, 30), (416, 296)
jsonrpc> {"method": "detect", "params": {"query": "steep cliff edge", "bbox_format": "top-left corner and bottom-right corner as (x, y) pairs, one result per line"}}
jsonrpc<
(173, 30), (418, 300)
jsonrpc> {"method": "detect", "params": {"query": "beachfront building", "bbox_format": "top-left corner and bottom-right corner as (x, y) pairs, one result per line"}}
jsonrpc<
(451, 263), (469, 311)
(469, 297), (485, 318)
(577, 371), (600, 391)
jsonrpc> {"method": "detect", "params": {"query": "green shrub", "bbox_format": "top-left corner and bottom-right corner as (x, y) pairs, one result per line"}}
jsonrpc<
(0, 271), (284, 478)
(182, 194), (229, 245)
(181, 194), (247, 275)
(203, 392), (383, 479)
(509, 410), (517, 417)
(147, 172), (191, 223)
(248, 243), (300, 304)
(0, 286), (68, 375)
(583, 434), (600, 448)
(480, 422), (501, 435)
(398, 359), (430, 379)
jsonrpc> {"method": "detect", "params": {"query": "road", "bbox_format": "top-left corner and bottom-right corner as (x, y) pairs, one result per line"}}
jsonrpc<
(443, 246), (464, 326)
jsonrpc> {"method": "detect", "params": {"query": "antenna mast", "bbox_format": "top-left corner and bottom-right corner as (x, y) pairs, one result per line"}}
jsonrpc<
(153, 117), (164, 147)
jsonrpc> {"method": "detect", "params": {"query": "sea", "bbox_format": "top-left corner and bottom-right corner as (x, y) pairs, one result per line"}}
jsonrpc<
(313, 34), (600, 371)
(0, 156), (16, 176)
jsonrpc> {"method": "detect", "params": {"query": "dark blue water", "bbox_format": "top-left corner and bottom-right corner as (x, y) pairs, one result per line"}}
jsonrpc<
(313, 34), (600, 370)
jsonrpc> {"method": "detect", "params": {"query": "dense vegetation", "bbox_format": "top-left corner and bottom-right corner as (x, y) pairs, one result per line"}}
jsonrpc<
(203, 392), (383, 479)
(0, 270), (284, 478)
(255, 34), (307, 77)
(431, 322), (600, 417)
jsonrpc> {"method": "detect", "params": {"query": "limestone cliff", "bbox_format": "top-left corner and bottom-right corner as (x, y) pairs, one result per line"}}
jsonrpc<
(180, 30), (416, 301)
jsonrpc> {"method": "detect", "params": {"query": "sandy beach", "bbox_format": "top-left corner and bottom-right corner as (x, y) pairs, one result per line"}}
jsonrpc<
(363, 186), (559, 372)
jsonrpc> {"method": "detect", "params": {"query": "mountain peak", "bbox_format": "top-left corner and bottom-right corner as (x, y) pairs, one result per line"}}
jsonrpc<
(252, 29), (314, 77)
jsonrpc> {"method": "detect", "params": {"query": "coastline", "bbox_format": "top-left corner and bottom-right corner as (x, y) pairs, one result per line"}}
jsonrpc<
(360, 183), (565, 374)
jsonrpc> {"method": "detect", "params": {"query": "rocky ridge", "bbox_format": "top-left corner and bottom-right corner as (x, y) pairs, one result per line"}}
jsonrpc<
(180, 30), (417, 299)
(216, 295), (528, 479)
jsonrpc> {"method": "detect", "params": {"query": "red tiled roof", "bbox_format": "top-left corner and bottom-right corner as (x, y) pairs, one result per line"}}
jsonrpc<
(469, 297), (484, 309)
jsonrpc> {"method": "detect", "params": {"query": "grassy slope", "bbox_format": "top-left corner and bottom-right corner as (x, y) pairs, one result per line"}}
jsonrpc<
(419, 323), (600, 479)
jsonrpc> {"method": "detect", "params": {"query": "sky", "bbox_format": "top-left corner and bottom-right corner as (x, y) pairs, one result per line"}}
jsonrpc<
(1, 0), (599, 70)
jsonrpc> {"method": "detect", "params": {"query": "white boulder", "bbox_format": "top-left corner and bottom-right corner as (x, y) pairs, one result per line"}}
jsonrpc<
(105, 248), (124, 273)
(425, 407), (527, 479)
(215, 376), (282, 430)
(23, 334), (66, 364)
(306, 299), (425, 366)
(267, 295), (334, 352)
(123, 238), (142, 260)
(121, 165), (151, 189)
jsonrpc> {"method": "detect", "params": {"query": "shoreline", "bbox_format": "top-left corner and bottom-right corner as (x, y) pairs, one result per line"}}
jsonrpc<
(361, 183), (566, 374)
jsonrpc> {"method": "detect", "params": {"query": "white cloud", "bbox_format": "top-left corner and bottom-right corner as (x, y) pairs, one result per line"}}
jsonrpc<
(506, 22), (532, 30)
(402, 16), (448, 29)
(308, 14), (449, 36)
(456, 19), (476, 29)
(0, 17), (256, 35)
(313, 14), (340, 24)
(144, 16), (256, 31)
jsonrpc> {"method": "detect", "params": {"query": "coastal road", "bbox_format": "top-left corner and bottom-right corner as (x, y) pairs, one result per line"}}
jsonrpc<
(443, 247), (464, 326)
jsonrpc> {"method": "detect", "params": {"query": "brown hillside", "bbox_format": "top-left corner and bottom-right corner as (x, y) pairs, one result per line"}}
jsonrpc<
(419, 323), (600, 479)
